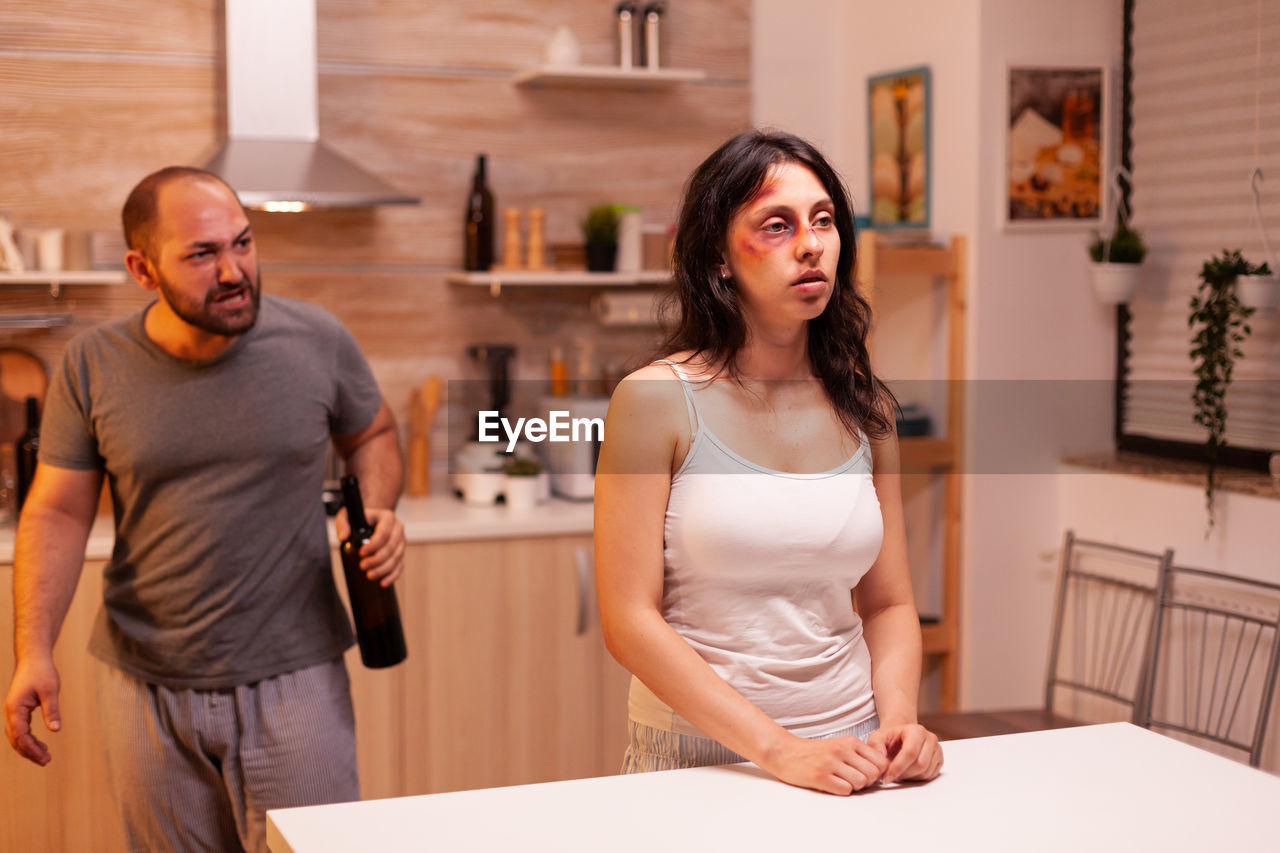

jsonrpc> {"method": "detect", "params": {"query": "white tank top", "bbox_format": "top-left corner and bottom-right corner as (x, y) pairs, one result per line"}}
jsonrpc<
(627, 362), (883, 738)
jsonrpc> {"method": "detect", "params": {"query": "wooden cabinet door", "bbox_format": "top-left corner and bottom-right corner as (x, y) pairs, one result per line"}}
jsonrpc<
(0, 560), (127, 853)
(378, 534), (629, 795)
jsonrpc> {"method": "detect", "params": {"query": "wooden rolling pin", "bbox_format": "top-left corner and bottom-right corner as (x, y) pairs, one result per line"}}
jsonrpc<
(406, 376), (442, 496)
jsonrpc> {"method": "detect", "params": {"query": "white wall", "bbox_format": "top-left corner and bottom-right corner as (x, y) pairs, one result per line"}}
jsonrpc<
(755, 0), (1277, 717)
(964, 0), (1124, 708)
(751, 0), (855, 182)
(754, 0), (1125, 710)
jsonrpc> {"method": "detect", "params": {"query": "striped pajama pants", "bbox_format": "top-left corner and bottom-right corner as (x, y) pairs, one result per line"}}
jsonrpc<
(93, 657), (359, 853)
(621, 713), (881, 772)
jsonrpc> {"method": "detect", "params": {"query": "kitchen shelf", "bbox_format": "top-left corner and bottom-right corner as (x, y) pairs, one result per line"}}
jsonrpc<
(0, 269), (128, 296)
(512, 64), (706, 89)
(447, 269), (669, 296)
(0, 313), (72, 330)
(898, 436), (956, 470)
(860, 232), (968, 714)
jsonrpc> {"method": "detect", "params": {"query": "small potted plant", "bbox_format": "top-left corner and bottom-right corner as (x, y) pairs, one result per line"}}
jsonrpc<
(1188, 249), (1269, 528)
(581, 204), (619, 272)
(1087, 221), (1147, 304)
(501, 455), (546, 512)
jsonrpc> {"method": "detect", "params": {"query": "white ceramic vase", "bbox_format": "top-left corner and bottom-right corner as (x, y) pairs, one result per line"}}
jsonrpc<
(1236, 272), (1278, 313)
(1089, 262), (1142, 305)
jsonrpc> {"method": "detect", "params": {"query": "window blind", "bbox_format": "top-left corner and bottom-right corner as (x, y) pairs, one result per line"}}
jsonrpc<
(1125, 0), (1280, 454)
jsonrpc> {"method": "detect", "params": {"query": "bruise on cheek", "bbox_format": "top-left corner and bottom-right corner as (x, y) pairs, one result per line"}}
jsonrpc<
(737, 235), (768, 257)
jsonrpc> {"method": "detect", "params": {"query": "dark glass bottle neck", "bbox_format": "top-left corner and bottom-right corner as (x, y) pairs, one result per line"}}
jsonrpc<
(473, 154), (487, 185)
(340, 475), (371, 533)
(25, 396), (39, 430)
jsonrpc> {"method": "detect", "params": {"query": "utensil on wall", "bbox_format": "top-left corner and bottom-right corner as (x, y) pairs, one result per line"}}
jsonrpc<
(0, 218), (24, 272)
(407, 375), (442, 496)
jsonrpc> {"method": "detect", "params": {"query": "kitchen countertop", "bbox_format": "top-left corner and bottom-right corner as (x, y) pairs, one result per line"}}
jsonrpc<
(0, 492), (593, 564)
(266, 723), (1280, 852)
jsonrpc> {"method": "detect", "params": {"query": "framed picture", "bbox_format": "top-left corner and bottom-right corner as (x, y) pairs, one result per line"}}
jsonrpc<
(867, 66), (930, 230)
(1004, 65), (1107, 229)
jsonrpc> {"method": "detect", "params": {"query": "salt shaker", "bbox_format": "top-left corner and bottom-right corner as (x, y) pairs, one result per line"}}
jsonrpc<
(641, 2), (664, 69)
(616, 2), (637, 69)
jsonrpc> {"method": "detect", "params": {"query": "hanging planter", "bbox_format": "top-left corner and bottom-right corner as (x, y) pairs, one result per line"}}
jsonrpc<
(1089, 262), (1143, 305)
(1188, 249), (1271, 530)
(1087, 222), (1147, 305)
(1236, 271), (1278, 313)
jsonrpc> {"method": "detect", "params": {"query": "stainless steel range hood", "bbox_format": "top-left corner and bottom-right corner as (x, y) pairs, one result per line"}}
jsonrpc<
(204, 0), (417, 211)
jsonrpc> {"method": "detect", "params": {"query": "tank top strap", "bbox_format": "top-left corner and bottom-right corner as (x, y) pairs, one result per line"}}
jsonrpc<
(653, 359), (702, 438)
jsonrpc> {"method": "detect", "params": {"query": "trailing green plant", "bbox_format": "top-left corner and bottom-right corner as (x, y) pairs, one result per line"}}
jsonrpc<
(1088, 222), (1147, 264)
(1187, 249), (1271, 528)
(581, 204), (620, 246)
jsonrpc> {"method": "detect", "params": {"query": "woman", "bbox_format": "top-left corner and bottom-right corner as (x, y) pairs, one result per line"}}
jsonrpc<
(594, 129), (942, 796)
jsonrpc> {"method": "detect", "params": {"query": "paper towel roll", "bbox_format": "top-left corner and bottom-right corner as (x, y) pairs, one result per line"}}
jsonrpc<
(615, 210), (643, 273)
(592, 291), (664, 326)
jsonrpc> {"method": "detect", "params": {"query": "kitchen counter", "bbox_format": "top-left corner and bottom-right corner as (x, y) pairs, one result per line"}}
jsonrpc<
(267, 723), (1280, 852)
(0, 492), (593, 563)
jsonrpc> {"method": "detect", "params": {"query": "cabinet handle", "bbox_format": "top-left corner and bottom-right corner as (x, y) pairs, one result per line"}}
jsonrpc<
(574, 545), (592, 636)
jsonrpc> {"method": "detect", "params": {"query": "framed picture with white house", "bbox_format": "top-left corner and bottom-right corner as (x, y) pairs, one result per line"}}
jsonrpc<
(1004, 65), (1107, 229)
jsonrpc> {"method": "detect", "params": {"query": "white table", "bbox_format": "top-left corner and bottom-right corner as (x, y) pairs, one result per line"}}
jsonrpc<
(267, 723), (1280, 852)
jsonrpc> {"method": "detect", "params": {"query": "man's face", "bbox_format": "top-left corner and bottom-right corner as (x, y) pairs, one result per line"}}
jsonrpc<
(147, 178), (261, 337)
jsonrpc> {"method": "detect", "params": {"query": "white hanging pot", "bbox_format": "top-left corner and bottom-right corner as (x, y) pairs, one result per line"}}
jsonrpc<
(1236, 272), (1278, 313)
(1089, 262), (1142, 305)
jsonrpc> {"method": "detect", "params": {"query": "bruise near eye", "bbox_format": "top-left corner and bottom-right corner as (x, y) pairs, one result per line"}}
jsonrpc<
(737, 235), (770, 257)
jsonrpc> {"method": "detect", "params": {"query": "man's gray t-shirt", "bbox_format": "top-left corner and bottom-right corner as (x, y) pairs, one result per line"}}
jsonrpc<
(39, 294), (382, 689)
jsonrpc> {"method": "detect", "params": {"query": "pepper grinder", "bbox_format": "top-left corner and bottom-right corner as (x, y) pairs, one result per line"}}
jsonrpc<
(526, 208), (547, 270)
(501, 208), (523, 270)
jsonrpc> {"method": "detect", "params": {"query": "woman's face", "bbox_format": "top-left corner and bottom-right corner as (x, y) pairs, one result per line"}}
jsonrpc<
(722, 161), (840, 328)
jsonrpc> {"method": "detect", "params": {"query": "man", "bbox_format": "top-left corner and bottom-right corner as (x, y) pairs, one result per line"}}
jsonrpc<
(3, 166), (405, 852)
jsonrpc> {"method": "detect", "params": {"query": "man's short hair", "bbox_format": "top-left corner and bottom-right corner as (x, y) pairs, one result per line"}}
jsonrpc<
(121, 166), (240, 258)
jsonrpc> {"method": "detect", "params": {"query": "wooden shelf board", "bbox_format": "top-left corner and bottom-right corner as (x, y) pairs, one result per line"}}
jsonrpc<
(0, 313), (72, 329)
(872, 245), (957, 278)
(446, 270), (670, 287)
(921, 621), (954, 654)
(513, 65), (706, 89)
(0, 270), (128, 286)
(898, 436), (955, 469)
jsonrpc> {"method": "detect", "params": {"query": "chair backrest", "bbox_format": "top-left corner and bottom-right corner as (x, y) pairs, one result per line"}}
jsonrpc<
(1043, 530), (1173, 724)
(1141, 565), (1280, 767)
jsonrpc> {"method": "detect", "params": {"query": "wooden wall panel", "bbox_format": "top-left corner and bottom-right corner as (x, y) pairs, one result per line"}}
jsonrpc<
(0, 0), (747, 839)
(266, 269), (661, 461)
(0, 0), (216, 56)
(0, 57), (218, 227)
(317, 0), (751, 81)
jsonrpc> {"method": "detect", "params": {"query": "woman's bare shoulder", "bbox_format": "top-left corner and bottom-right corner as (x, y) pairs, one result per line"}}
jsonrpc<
(610, 354), (702, 424)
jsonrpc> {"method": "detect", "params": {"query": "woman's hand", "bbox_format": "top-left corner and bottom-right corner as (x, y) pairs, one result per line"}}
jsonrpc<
(760, 733), (891, 795)
(867, 723), (943, 783)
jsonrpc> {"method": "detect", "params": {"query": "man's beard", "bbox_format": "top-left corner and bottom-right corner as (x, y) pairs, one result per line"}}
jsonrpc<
(156, 270), (262, 337)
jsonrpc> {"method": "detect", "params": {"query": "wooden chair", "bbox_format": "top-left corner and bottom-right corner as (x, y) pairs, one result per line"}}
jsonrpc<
(1140, 565), (1280, 767)
(920, 530), (1173, 741)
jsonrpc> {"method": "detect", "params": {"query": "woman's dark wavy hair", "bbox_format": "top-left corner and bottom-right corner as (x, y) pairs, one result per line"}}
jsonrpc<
(657, 129), (897, 440)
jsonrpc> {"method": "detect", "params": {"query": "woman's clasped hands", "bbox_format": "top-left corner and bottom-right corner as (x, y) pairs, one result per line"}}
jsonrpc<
(761, 723), (942, 796)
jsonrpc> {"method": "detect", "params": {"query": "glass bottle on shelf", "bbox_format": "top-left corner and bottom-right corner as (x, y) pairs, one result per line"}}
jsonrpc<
(464, 154), (495, 271)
